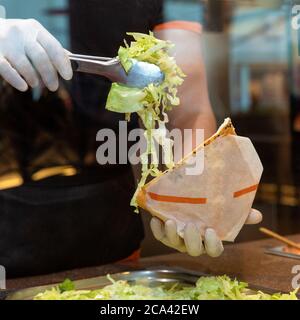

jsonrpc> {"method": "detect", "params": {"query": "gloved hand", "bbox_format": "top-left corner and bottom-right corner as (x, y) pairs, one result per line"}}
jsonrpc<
(150, 208), (262, 257)
(0, 18), (73, 92)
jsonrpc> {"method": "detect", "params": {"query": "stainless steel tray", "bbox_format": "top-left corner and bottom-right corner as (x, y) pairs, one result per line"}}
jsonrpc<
(265, 246), (300, 260)
(0, 267), (293, 300)
(3, 268), (203, 300)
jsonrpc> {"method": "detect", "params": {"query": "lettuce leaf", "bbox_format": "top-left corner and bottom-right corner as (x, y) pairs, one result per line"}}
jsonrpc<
(58, 278), (75, 293)
(106, 83), (146, 113)
(118, 46), (132, 73)
(105, 32), (185, 211)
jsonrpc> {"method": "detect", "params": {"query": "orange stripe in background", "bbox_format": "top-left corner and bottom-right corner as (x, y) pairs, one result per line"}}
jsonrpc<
(154, 20), (202, 34)
(119, 249), (141, 263)
(233, 184), (259, 198)
(148, 192), (207, 204)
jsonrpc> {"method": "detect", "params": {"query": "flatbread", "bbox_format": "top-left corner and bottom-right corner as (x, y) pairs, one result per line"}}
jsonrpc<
(137, 118), (263, 241)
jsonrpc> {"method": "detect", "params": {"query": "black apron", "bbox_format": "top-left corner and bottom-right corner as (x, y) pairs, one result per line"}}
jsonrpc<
(0, 0), (163, 277)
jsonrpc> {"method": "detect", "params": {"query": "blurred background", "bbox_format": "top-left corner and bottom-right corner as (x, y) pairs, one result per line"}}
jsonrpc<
(1, 0), (300, 257)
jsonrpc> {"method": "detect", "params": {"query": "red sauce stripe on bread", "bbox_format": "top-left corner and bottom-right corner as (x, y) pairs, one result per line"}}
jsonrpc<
(233, 184), (259, 198)
(148, 192), (207, 204)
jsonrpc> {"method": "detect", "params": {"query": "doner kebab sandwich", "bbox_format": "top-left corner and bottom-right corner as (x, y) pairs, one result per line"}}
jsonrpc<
(137, 118), (263, 242)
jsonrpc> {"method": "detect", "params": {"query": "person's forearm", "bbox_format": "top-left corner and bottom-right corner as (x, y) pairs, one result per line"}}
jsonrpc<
(168, 92), (216, 141)
(154, 29), (216, 151)
(167, 60), (217, 152)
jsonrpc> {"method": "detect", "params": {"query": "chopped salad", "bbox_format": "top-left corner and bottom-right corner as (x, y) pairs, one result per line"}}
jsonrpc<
(34, 275), (298, 300)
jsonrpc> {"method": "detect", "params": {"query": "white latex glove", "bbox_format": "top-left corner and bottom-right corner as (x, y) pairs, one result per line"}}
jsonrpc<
(0, 18), (73, 92)
(150, 208), (262, 257)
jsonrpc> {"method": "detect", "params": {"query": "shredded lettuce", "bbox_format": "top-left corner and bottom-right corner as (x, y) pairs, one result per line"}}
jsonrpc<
(33, 275), (299, 300)
(58, 278), (75, 293)
(106, 83), (146, 113)
(105, 32), (185, 211)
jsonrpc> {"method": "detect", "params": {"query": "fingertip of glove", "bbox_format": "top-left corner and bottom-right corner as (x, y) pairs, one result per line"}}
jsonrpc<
(204, 228), (224, 258)
(61, 55), (73, 80)
(18, 82), (29, 92)
(184, 223), (203, 257)
(47, 82), (59, 92)
(62, 67), (73, 81)
(246, 209), (263, 225)
(150, 217), (164, 241)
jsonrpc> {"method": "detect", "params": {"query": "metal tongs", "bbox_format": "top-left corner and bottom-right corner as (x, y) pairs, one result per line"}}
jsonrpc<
(69, 53), (164, 89)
